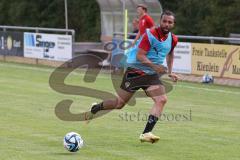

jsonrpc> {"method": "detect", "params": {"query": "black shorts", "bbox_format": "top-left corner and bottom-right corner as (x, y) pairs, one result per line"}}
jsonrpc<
(120, 67), (163, 93)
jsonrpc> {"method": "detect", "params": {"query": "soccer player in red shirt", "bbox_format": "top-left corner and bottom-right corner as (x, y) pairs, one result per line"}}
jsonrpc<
(91, 10), (179, 143)
(132, 4), (155, 46)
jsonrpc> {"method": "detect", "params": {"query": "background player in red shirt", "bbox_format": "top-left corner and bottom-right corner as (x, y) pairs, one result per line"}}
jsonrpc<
(132, 4), (155, 46)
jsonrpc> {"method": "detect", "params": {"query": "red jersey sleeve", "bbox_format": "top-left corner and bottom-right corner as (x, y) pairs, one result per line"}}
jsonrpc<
(170, 34), (178, 53)
(138, 33), (151, 52)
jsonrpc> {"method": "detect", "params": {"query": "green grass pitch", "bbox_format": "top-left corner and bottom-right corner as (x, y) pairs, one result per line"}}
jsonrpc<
(0, 62), (239, 160)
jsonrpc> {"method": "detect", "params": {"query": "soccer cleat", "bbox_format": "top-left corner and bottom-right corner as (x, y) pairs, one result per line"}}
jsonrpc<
(90, 103), (102, 114)
(139, 132), (160, 143)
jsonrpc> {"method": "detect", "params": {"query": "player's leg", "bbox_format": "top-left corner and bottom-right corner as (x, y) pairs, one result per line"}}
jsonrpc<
(90, 67), (144, 114)
(90, 88), (134, 114)
(146, 85), (167, 117)
(140, 84), (167, 143)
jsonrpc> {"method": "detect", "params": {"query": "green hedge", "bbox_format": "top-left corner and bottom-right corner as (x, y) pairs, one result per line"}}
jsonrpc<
(0, 0), (101, 41)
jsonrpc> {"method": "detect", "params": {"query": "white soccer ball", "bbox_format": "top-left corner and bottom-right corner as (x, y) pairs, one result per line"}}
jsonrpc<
(63, 132), (84, 152)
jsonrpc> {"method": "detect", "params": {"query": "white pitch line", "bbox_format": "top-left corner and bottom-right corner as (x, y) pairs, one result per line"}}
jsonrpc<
(0, 63), (54, 73)
(0, 62), (110, 77)
(176, 84), (240, 95)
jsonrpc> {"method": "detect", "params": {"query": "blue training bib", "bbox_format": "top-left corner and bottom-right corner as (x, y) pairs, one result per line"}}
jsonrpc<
(126, 29), (172, 74)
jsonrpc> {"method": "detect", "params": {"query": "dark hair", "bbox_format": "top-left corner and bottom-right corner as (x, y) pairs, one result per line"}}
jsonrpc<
(160, 10), (176, 22)
(137, 4), (147, 12)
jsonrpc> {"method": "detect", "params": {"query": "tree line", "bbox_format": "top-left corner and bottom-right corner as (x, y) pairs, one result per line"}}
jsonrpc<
(0, 0), (101, 41)
(161, 0), (240, 37)
(0, 0), (239, 41)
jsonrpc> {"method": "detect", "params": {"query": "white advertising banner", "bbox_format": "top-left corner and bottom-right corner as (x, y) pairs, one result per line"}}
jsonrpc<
(173, 42), (192, 74)
(164, 42), (192, 74)
(24, 32), (72, 61)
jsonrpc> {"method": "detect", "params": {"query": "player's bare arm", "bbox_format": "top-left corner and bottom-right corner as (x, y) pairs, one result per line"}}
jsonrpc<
(166, 51), (179, 82)
(132, 31), (141, 46)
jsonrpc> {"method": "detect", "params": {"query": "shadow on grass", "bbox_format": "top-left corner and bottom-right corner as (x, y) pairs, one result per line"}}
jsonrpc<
(49, 152), (80, 156)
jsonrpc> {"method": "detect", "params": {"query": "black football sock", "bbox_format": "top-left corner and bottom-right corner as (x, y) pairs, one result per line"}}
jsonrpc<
(91, 102), (103, 114)
(143, 115), (159, 134)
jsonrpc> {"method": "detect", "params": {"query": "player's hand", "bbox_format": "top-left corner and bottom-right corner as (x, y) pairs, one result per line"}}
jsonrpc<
(131, 41), (136, 47)
(168, 73), (179, 82)
(153, 65), (168, 74)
